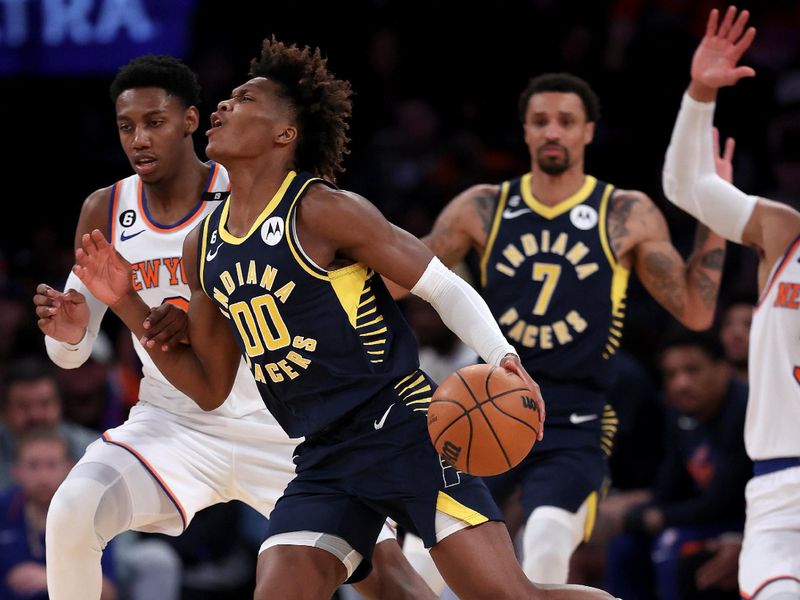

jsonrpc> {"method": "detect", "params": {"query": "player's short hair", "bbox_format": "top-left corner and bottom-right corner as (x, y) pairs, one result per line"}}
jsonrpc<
(657, 328), (725, 362)
(518, 72), (601, 123)
(249, 36), (353, 181)
(110, 54), (201, 108)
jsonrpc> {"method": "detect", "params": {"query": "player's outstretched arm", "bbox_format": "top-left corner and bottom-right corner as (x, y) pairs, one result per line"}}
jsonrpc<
(73, 228), (240, 410)
(663, 6), (800, 279)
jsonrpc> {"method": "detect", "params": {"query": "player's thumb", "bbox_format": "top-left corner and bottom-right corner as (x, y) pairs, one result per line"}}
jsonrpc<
(63, 289), (86, 304)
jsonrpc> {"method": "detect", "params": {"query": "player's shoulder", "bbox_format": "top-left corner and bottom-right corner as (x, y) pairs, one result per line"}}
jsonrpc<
(302, 184), (377, 221)
(609, 188), (656, 211)
(455, 183), (501, 205)
(81, 184), (115, 216)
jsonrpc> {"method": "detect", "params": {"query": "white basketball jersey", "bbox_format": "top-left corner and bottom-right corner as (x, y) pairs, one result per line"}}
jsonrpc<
(746, 235), (800, 460)
(109, 162), (267, 419)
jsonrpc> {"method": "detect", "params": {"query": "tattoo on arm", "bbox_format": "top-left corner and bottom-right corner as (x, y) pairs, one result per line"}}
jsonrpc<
(689, 224), (725, 309)
(608, 193), (641, 254)
(700, 248), (725, 270)
(643, 250), (686, 317)
(473, 193), (497, 237)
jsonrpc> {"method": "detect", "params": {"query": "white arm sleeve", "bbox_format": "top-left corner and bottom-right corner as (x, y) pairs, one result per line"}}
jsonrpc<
(44, 271), (108, 369)
(662, 92), (757, 243)
(410, 257), (517, 366)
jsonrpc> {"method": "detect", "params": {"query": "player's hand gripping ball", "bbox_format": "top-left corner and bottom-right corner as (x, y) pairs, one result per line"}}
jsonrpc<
(427, 364), (542, 476)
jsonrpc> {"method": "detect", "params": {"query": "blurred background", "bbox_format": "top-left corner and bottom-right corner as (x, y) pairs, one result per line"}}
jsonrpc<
(1, 0), (799, 598)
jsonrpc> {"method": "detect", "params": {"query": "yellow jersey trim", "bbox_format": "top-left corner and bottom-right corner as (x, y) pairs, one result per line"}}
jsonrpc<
(597, 183), (619, 270)
(218, 171), (297, 245)
(520, 174), (597, 220)
(285, 179), (331, 281)
(436, 491), (489, 527)
(328, 263), (370, 328)
(480, 181), (511, 288)
(583, 490), (599, 542)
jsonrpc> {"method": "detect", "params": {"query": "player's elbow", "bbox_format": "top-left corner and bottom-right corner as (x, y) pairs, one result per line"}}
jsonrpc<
(681, 312), (715, 332)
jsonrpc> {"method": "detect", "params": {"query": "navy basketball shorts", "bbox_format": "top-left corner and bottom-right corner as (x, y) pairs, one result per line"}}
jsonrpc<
(484, 379), (613, 517)
(262, 370), (503, 582)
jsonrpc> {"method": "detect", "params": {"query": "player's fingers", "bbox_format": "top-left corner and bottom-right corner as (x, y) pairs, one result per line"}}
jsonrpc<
(731, 65), (756, 83)
(724, 136), (736, 162)
(712, 127), (721, 157)
(705, 8), (719, 38)
(35, 305), (57, 318)
(90, 228), (111, 250)
(718, 5), (736, 38)
(32, 293), (52, 307)
(80, 233), (97, 256)
(728, 8), (749, 42)
(63, 289), (86, 303)
(731, 27), (756, 61)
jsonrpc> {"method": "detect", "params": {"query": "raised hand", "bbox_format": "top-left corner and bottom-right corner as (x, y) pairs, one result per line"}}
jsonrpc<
(713, 127), (735, 184)
(33, 284), (89, 344)
(73, 229), (134, 307)
(691, 7), (756, 91)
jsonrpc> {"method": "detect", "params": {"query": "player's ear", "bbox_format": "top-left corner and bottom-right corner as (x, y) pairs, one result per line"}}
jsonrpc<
(584, 121), (595, 145)
(276, 125), (297, 146)
(184, 106), (200, 137)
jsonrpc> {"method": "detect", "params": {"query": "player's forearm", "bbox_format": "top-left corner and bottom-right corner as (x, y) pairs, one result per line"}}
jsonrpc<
(663, 93), (757, 244)
(683, 225), (726, 329)
(111, 292), (230, 410)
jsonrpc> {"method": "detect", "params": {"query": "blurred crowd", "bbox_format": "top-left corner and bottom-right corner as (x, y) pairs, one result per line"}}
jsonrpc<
(1, 0), (799, 598)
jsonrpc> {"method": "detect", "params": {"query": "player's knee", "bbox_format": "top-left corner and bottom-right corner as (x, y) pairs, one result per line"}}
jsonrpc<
(47, 472), (129, 551)
(47, 476), (105, 552)
(522, 516), (574, 584)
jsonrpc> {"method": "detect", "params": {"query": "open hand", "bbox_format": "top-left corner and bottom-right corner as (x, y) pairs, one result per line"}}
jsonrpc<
(691, 7), (756, 90)
(73, 229), (133, 308)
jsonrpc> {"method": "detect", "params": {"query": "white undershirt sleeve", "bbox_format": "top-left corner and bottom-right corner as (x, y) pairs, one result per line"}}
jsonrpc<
(662, 92), (757, 243)
(410, 257), (517, 366)
(44, 271), (108, 369)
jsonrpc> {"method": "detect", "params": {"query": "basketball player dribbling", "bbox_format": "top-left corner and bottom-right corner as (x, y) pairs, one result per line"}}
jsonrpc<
(72, 37), (615, 600)
(34, 54), (434, 600)
(663, 6), (800, 598)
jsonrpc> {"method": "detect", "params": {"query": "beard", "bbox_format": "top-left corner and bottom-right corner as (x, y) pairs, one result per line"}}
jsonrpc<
(536, 144), (571, 175)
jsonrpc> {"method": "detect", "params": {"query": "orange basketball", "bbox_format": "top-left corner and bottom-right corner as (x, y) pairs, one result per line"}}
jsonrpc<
(427, 364), (541, 476)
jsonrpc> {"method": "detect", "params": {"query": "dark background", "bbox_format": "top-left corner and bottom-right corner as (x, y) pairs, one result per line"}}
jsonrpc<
(3, 0), (800, 368)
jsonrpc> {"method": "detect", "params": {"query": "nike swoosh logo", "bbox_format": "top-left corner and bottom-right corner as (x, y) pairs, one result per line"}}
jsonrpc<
(569, 413), (598, 425)
(120, 229), (145, 242)
(502, 208), (532, 219)
(374, 403), (395, 430)
(206, 243), (224, 261)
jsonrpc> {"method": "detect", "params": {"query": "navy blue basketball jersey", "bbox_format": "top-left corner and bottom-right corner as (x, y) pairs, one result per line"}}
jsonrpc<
(480, 174), (629, 389)
(198, 171), (420, 438)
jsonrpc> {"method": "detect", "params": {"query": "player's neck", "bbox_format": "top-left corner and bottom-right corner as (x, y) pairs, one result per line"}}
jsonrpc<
(528, 165), (586, 206)
(225, 158), (294, 236)
(143, 154), (209, 219)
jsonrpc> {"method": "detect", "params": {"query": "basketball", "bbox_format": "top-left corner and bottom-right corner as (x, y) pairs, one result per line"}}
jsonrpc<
(427, 364), (541, 476)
